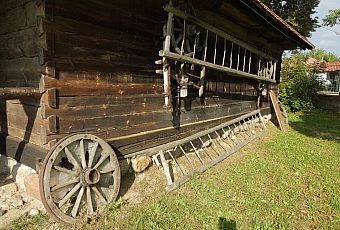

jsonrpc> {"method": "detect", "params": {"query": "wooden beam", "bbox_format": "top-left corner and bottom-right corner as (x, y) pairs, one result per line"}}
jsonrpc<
(269, 90), (286, 132)
(159, 50), (276, 83)
(0, 87), (41, 100)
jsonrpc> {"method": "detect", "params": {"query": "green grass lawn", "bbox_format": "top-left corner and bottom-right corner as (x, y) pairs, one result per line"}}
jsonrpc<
(8, 109), (340, 230)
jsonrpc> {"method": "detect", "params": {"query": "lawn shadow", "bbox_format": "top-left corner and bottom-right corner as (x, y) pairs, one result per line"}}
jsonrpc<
(218, 217), (237, 230)
(288, 109), (340, 142)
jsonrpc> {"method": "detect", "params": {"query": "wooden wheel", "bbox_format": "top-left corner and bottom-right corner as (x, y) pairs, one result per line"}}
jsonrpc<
(39, 134), (121, 224)
(170, 17), (203, 57)
(167, 4), (201, 56)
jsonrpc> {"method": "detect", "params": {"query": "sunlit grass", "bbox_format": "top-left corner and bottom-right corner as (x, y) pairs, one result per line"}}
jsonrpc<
(10, 110), (340, 230)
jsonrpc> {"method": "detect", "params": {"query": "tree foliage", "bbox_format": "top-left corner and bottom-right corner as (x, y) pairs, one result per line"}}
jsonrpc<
(279, 58), (322, 112)
(323, 9), (340, 27)
(278, 50), (340, 112)
(291, 48), (340, 62)
(261, 0), (320, 37)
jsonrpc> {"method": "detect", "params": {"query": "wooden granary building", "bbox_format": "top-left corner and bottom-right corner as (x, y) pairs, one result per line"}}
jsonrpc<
(0, 0), (313, 224)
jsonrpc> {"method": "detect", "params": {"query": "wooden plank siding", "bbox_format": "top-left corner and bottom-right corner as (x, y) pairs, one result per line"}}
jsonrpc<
(1, 0), (278, 156)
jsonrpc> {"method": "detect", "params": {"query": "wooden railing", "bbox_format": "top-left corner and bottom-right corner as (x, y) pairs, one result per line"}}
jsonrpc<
(157, 3), (278, 108)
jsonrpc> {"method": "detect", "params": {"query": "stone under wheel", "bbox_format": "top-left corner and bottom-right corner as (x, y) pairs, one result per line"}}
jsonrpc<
(39, 134), (121, 224)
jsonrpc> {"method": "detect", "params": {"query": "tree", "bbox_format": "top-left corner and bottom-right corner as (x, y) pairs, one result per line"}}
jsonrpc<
(306, 49), (340, 62)
(279, 50), (340, 112)
(290, 48), (340, 62)
(261, 0), (320, 37)
(323, 9), (340, 27)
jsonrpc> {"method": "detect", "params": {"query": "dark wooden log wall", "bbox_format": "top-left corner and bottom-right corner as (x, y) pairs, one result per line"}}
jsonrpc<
(0, 0), (281, 155)
(0, 0), (46, 147)
(35, 0), (271, 153)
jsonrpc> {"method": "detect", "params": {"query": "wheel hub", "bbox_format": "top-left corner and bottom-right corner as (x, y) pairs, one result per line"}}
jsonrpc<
(82, 168), (100, 186)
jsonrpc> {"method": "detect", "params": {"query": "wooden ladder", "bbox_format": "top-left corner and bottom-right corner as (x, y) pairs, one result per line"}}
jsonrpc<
(151, 110), (266, 191)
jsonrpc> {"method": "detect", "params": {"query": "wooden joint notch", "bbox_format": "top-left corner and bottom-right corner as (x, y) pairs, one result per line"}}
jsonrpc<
(46, 88), (57, 108)
(41, 89), (58, 117)
(39, 75), (57, 93)
(42, 65), (56, 78)
(46, 115), (59, 133)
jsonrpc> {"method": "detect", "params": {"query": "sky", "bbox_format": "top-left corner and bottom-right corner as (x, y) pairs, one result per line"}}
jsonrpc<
(309, 0), (340, 56)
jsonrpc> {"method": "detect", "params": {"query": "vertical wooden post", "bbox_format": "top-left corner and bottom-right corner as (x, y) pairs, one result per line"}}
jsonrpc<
(163, 12), (173, 108)
(258, 56), (261, 77)
(222, 39), (226, 66)
(248, 52), (252, 73)
(243, 49), (246, 72)
(213, 34), (217, 64)
(237, 46), (240, 70)
(199, 30), (209, 98)
(229, 42), (234, 68)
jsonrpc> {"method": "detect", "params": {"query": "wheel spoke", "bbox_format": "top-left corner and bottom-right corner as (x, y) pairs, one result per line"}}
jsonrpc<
(99, 165), (115, 174)
(99, 155), (116, 174)
(51, 178), (79, 192)
(58, 182), (82, 208)
(71, 187), (84, 218)
(88, 142), (99, 168)
(186, 40), (191, 53)
(79, 139), (87, 168)
(92, 186), (107, 204)
(53, 165), (75, 175)
(93, 152), (109, 169)
(175, 33), (183, 46)
(86, 187), (94, 215)
(64, 147), (81, 168)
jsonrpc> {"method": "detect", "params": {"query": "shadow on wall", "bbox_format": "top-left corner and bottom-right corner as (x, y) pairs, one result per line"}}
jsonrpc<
(289, 109), (340, 142)
(218, 217), (237, 230)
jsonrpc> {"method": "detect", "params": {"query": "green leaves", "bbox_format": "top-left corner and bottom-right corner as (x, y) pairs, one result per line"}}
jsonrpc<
(261, 0), (320, 37)
(278, 50), (336, 112)
(323, 9), (340, 27)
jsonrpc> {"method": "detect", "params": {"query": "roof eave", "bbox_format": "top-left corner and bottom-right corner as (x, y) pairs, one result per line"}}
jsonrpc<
(247, 0), (315, 50)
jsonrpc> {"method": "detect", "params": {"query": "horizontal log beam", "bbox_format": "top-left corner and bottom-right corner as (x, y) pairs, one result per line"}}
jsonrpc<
(159, 50), (276, 83)
(0, 87), (41, 99)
